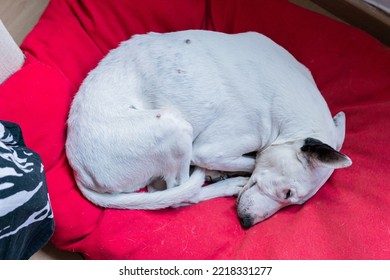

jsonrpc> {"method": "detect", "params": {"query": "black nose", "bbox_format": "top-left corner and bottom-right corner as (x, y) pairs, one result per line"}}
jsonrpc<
(239, 215), (254, 229)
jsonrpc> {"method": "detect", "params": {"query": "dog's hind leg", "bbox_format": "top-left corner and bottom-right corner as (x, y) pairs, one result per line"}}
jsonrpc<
(73, 108), (204, 209)
(149, 108), (194, 190)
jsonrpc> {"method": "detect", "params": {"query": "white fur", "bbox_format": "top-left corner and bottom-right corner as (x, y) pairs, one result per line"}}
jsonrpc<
(66, 30), (351, 228)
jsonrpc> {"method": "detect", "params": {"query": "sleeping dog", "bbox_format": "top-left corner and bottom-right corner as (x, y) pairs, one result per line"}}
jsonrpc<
(66, 30), (352, 228)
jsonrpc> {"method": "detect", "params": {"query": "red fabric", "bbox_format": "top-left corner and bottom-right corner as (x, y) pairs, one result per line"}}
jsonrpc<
(1, 0), (389, 259)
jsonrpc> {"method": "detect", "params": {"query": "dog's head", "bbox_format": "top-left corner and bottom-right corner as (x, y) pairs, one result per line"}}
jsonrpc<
(237, 112), (352, 229)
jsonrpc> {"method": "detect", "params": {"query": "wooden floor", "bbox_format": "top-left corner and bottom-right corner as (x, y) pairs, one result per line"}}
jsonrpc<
(0, 0), (338, 260)
(0, 0), (49, 45)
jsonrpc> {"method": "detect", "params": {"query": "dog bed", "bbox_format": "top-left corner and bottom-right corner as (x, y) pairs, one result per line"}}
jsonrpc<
(1, 0), (389, 259)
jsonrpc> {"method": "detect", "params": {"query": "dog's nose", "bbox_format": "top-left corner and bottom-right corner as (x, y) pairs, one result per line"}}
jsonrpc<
(239, 215), (254, 229)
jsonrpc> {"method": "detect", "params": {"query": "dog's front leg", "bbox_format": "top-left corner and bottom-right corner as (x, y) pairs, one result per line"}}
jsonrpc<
(173, 176), (249, 207)
(192, 134), (258, 173)
(192, 153), (256, 173)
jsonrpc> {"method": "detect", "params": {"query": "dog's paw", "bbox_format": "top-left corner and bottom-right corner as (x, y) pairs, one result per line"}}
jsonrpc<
(171, 177), (249, 207)
(226, 177), (249, 196)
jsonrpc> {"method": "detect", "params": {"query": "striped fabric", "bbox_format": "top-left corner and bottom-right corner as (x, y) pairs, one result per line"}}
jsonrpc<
(0, 121), (54, 259)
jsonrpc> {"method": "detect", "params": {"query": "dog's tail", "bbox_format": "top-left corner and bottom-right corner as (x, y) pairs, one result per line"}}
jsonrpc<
(78, 167), (206, 210)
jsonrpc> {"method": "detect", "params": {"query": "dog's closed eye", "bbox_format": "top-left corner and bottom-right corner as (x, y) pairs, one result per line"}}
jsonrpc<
(284, 189), (293, 200)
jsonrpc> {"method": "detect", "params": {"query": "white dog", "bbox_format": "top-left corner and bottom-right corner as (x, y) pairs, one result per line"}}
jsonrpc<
(66, 30), (352, 228)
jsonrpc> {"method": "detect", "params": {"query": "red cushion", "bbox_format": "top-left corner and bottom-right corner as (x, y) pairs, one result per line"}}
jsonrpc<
(1, 0), (389, 259)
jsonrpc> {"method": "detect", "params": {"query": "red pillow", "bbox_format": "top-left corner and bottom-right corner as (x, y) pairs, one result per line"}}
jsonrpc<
(1, 0), (389, 259)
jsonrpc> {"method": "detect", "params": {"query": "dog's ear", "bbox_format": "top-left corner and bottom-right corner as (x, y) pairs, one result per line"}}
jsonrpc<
(299, 138), (352, 169)
(333, 111), (346, 151)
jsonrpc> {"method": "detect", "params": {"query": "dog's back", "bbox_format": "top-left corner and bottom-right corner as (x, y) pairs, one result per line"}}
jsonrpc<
(83, 30), (325, 134)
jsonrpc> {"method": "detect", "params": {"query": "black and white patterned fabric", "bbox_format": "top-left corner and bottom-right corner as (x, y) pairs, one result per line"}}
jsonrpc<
(0, 121), (54, 259)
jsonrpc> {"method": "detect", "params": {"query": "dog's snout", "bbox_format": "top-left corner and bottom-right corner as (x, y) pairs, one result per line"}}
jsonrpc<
(239, 214), (254, 229)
